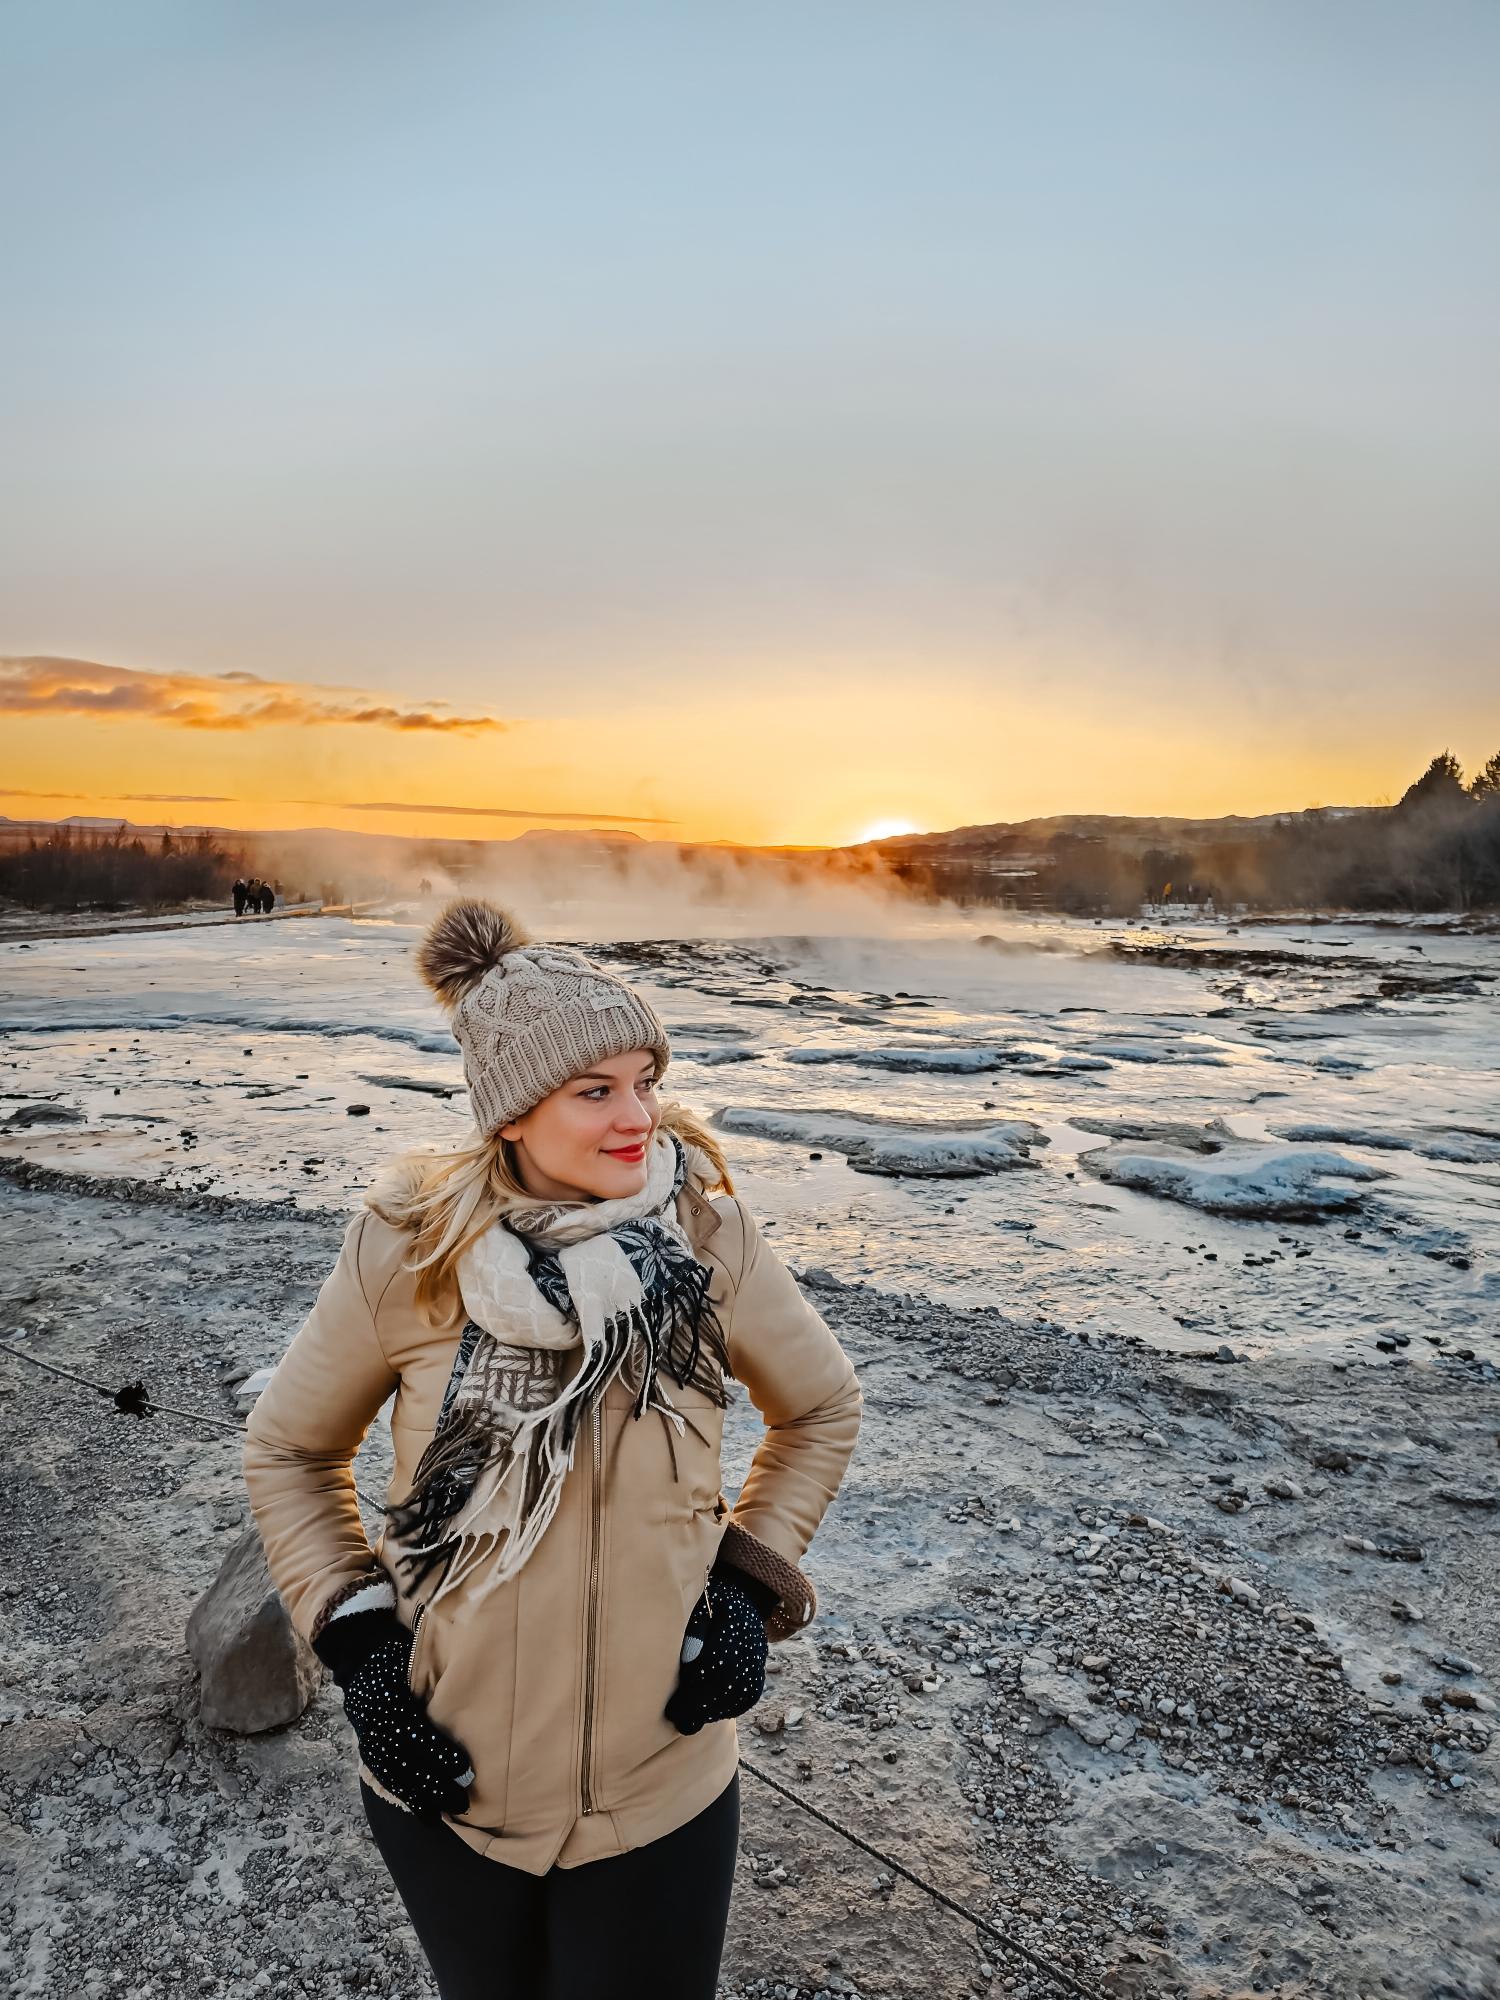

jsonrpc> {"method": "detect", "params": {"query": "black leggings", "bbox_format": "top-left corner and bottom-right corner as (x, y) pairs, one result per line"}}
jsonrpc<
(360, 1772), (741, 2000)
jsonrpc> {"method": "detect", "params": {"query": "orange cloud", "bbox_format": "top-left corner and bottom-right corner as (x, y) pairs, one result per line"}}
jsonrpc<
(337, 798), (676, 825)
(0, 656), (508, 735)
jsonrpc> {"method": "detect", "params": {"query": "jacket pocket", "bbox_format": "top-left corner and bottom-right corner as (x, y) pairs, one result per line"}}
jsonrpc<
(666, 1494), (730, 1611)
(405, 1572), (519, 1834)
(594, 1493), (727, 1797)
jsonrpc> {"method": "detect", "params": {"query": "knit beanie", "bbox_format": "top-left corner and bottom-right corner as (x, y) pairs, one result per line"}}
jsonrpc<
(416, 899), (671, 1135)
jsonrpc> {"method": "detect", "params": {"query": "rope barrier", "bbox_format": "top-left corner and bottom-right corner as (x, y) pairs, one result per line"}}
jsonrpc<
(0, 1340), (385, 1510)
(739, 1757), (1102, 1999)
(2, 1337), (1104, 1998)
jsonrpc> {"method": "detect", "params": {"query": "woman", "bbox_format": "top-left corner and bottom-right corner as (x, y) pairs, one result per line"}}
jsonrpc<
(241, 900), (863, 2000)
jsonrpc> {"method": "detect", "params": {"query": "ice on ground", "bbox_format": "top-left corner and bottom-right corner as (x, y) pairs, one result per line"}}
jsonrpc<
(785, 1040), (1117, 1076)
(1082, 1142), (1391, 1219)
(1086, 1038), (1232, 1066)
(1005, 1046), (1115, 1073)
(785, 1044), (1008, 1073)
(3, 1102), (86, 1128)
(716, 1105), (1046, 1178)
(1272, 1121), (1500, 1165)
(358, 1072), (462, 1098)
(2, 912), (1495, 1355)
(1070, 1115), (1237, 1154)
(1414, 1127), (1500, 1164)
(5, 1009), (461, 1057)
(1271, 1122), (1410, 1152)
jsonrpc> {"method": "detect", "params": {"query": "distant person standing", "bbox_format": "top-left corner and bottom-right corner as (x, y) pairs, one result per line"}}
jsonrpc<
(232, 878), (248, 918)
(260, 882), (277, 915)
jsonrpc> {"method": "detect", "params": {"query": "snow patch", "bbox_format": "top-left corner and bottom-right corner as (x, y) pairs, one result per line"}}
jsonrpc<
(1083, 1143), (1390, 1219)
(716, 1105), (1045, 1178)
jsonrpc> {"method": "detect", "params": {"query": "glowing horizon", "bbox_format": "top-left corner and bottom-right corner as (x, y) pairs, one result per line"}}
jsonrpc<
(3, 652), (1495, 850)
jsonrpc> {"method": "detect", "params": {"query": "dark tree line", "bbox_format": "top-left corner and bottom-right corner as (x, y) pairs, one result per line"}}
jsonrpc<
(886, 749), (1500, 917)
(0, 825), (260, 912)
(1151, 750), (1500, 916)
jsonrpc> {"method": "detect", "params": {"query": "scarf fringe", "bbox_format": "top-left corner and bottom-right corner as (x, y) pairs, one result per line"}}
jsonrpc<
(380, 1183), (731, 1609)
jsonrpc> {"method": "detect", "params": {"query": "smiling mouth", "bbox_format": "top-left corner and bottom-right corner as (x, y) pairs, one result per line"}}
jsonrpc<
(602, 1143), (647, 1160)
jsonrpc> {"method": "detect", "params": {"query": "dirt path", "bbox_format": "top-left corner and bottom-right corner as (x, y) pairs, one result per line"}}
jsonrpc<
(1, 1168), (1496, 1999)
(0, 902), (329, 943)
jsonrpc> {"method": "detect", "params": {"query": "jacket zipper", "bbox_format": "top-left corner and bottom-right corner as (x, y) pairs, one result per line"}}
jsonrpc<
(405, 1597), (429, 1691)
(580, 1401), (604, 1815)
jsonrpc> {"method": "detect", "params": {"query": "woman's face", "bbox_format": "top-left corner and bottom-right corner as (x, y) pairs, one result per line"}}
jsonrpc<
(499, 1048), (663, 1202)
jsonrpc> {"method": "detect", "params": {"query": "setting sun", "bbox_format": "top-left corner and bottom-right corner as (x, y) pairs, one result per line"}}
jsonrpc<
(854, 817), (921, 844)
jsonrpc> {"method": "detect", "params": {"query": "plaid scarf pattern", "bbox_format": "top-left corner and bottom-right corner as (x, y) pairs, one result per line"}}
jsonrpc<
(381, 1129), (730, 1613)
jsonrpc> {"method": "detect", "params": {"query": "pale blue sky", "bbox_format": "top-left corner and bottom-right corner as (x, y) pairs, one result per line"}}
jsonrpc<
(2, 1), (1497, 771)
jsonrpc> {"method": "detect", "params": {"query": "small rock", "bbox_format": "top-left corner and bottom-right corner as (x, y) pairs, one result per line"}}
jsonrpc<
(1068, 1711), (1112, 1748)
(1314, 1448), (1354, 1472)
(186, 1529), (320, 1733)
(234, 1367), (277, 1417)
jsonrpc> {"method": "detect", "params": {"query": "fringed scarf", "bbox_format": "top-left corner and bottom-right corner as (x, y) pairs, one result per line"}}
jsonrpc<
(381, 1128), (730, 1616)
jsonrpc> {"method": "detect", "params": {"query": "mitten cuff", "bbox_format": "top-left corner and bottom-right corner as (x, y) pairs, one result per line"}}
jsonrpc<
(312, 1605), (404, 1687)
(310, 1566), (401, 1687)
(716, 1520), (818, 1642)
(309, 1565), (396, 1648)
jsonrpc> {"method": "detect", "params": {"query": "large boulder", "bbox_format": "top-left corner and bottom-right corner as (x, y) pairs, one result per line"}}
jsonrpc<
(187, 1526), (321, 1733)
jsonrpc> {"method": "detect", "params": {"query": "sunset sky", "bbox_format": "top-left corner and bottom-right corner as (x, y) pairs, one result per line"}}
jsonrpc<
(3, 4), (1497, 847)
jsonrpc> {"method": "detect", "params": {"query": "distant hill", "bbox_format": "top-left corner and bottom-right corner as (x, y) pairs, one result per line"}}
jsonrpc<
(848, 805), (1378, 860)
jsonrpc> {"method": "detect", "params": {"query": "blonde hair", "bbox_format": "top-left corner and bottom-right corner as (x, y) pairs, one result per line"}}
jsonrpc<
(370, 1098), (735, 1326)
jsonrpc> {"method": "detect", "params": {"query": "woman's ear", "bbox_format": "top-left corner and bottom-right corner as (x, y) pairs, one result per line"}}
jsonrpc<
(499, 1118), (523, 1143)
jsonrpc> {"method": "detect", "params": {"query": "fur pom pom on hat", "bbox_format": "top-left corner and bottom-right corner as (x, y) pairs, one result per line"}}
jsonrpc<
(416, 900), (532, 1008)
(416, 898), (671, 1135)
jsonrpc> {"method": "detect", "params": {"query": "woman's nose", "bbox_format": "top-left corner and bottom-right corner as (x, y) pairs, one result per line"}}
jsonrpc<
(614, 1096), (653, 1134)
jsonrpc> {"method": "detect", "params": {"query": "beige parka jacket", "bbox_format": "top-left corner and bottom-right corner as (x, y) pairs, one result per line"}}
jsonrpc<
(241, 1172), (862, 1875)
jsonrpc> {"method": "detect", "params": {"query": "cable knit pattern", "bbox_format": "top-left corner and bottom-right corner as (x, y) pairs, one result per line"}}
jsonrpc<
(451, 942), (670, 1134)
(716, 1519), (819, 1642)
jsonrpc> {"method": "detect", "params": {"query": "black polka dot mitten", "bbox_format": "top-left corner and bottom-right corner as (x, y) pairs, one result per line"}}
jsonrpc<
(312, 1607), (475, 1819)
(664, 1565), (775, 1736)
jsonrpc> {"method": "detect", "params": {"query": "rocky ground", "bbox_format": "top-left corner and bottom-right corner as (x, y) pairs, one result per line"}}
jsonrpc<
(1, 1162), (1497, 1999)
